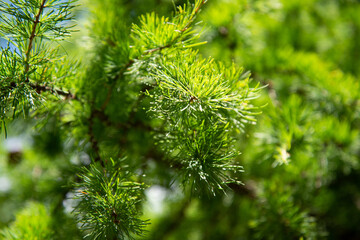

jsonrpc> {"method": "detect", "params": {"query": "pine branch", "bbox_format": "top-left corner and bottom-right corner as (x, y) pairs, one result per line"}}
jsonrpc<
(143, 0), (206, 54)
(24, 0), (47, 82)
(101, 0), (207, 111)
(0, 0), (79, 126)
(136, 0), (206, 55)
(74, 161), (148, 239)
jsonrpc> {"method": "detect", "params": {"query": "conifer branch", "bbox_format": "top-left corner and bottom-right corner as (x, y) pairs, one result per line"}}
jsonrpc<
(24, 0), (47, 82)
(101, 0), (207, 111)
(140, 0), (206, 55)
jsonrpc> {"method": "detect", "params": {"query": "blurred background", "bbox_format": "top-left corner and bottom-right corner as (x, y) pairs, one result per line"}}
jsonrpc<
(1, 0), (359, 239)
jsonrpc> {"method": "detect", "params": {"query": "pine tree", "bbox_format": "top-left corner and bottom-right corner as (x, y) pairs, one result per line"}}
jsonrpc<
(1, 0), (359, 239)
(0, 0), (262, 239)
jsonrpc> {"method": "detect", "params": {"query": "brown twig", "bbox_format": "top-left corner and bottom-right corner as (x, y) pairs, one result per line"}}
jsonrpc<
(8, 81), (78, 100)
(29, 82), (77, 100)
(24, 0), (47, 82)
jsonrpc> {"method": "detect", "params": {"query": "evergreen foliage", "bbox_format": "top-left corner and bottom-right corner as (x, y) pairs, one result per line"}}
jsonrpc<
(0, 0), (359, 239)
(0, 202), (53, 240)
(0, 0), (78, 138)
(74, 160), (148, 239)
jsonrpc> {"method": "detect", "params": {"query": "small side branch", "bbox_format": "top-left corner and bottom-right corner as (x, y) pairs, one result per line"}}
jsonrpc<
(8, 81), (78, 100)
(29, 82), (77, 100)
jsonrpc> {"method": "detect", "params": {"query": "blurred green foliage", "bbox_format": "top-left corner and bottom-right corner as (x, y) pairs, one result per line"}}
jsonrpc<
(0, 202), (53, 240)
